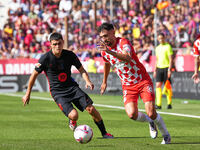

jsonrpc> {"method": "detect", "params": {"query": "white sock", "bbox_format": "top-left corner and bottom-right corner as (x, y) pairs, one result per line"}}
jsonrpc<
(154, 113), (169, 136)
(136, 112), (152, 122)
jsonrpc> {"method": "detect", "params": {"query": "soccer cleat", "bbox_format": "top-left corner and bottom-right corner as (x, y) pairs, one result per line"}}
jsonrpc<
(167, 104), (172, 109)
(149, 122), (158, 139)
(155, 105), (162, 109)
(103, 133), (114, 139)
(69, 120), (77, 131)
(161, 134), (171, 144)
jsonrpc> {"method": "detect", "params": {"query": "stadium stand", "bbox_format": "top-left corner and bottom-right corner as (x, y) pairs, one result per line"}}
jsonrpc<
(0, 0), (199, 62)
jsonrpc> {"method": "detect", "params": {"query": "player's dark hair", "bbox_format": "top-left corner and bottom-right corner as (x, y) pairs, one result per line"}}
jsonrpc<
(158, 32), (165, 37)
(49, 32), (63, 41)
(97, 23), (114, 33)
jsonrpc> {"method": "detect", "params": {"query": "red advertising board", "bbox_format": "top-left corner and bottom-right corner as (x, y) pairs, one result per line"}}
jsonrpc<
(0, 59), (38, 75)
(0, 55), (195, 75)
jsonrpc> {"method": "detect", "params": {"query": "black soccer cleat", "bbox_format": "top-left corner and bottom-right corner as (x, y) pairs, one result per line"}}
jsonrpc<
(155, 105), (162, 109)
(103, 133), (114, 139)
(167, 104), (172, 109)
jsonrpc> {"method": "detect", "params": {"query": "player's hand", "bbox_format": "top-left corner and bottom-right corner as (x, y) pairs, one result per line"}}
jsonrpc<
(192, 73), (200, 84)
(100, 83), (107, 95)
(167, 70), (172, 78)
(85, 81), (94, 90)
(22, 94), (30, 106)
(96, 41), (108, 51)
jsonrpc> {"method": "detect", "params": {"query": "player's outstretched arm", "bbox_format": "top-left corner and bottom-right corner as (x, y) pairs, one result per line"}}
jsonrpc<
(78, 66), (94, 90)
(101, 62), (111, 95)
(106, 50), (132, 62)
(22, 70), (39, 106)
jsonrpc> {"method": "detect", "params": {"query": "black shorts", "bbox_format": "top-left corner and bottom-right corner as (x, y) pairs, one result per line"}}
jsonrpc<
(156, 67), (171, 83)
(53, 86), (93, 117)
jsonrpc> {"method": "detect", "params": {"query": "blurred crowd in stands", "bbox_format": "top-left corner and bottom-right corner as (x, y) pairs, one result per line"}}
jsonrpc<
(0, 0), (200, 60)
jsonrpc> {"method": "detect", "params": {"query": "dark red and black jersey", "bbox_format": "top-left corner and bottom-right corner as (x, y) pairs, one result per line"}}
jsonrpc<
(35, 49), (82, 97)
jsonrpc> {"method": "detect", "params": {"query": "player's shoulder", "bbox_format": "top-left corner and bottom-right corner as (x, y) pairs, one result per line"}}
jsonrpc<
(166, 43), (172, 46)
(62, 49), (76, 55)
(39, 51), (51, 60)
(165, 43), (172, 49)
(62, 49), (80, 62)
(118, 37), (130, 45)
(194, 38), (200, 45)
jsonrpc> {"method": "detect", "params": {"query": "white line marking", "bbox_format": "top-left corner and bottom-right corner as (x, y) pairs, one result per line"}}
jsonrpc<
(94, 104), (200, 119)
(2, 93), (200, 119)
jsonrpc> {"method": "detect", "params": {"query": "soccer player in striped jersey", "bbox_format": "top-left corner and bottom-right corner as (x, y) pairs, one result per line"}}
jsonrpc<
(192, 35), (200, 83)
(97, 23), (171, 144)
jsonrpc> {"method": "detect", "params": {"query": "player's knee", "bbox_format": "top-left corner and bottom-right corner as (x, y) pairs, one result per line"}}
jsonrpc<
(85, 104), (95, 114)
(68, 109), (78, 120)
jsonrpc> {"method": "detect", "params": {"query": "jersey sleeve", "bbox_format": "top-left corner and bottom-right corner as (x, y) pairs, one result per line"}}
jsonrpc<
(35, 54), (47, 73)
(167, 44), (173, 56)
(71, 52), (82, 69)
(193, 39), (200, 57)
(120, 38), (132, 54)
(101, 51), (109, 62)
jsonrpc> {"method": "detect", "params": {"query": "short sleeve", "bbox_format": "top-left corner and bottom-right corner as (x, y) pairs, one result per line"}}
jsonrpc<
(101, 51), (109, 62)
(120, 38), (132, 54)
(168, 44), (173, 56)
(35, 54), (47, 73)
(71, 52), (82, 69)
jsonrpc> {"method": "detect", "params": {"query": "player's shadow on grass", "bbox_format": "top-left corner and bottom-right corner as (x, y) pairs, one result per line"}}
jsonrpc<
(171, 142), (200, 145)
(168, 136), (200, 145)
(96, 136), (149, 139)
(88, 145), (114, 148)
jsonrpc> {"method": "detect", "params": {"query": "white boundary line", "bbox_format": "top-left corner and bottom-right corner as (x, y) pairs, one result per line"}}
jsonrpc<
(1, 93), (200, 119)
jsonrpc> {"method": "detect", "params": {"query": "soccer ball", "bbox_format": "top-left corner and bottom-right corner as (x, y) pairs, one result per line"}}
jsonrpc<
(74, 125), (93, 144)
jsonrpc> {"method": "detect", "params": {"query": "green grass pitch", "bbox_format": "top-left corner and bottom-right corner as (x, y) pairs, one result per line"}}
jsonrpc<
(0, 92), (200, 150)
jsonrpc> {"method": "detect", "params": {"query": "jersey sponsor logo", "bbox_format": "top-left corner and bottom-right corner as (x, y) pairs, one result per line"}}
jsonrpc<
(58, 72), (67, 82)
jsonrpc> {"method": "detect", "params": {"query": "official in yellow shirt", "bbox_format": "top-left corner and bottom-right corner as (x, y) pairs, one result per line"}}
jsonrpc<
(153, 33), (173, 109)
(87, 55), (97, 73)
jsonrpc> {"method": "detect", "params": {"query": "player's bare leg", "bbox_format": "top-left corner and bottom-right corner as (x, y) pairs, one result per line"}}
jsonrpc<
(85, 104), (102, 122)
(125, 102), (157, 139)
(68, 109), (78, 131)
(86, 104), (113, 139)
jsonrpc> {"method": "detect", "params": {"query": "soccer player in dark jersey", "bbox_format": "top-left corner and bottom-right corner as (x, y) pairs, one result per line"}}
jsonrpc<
(22, 32), (113, 139)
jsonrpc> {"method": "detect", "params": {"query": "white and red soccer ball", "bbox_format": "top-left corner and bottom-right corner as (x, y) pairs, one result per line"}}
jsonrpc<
(74, 125), (93, 144)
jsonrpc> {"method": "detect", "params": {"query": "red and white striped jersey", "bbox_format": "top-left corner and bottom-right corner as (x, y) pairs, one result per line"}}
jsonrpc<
(101, 37), (151, 86)
(193, 38), (200, 57)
